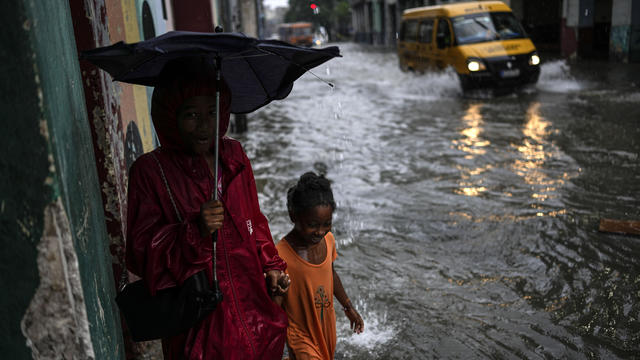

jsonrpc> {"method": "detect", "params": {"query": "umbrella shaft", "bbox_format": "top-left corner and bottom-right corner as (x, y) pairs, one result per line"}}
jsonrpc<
(213, 76), (220, 200)
(214, 62), (220, 202)
(214, 94), (220, 202)
(213, 60), (221, 283)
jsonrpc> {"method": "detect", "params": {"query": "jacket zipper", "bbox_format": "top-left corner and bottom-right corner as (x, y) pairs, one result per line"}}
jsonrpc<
(215, 164), (257, 357)
(221, 222), (258, 357)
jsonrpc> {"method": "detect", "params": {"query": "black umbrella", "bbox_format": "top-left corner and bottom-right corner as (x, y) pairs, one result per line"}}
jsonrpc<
(82, 30), (340, 292)
(81, 30), (340, 114)
(82, 30), (340, 193)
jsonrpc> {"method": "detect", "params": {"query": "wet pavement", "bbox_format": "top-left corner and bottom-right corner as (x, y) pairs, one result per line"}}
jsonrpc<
(239, 43), (640, 359)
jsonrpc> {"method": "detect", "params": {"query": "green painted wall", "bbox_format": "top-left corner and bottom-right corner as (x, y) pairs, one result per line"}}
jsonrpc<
(0, 0), (124, 358)
(0, 1), (48, 357)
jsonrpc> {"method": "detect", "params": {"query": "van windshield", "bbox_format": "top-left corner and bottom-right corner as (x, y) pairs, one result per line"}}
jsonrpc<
(292, 26), (312, 36)
(451, 12), (526, 45)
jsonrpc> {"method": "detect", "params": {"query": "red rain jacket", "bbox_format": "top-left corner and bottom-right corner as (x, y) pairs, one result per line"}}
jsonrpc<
(126, 142), (288, 359)
(125, 75), (287, 359)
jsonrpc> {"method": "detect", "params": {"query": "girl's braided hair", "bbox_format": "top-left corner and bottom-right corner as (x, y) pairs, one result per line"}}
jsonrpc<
(287, 172), (336, 215)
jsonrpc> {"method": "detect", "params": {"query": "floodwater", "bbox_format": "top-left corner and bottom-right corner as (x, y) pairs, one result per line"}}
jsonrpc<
(240, 43), (640, 359)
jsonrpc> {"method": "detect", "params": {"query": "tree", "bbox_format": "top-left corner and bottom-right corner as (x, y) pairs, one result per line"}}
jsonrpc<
(333, 1), (351, 39)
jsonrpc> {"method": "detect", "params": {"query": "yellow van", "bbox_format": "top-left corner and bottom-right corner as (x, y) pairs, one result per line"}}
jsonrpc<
(397, 1), (540, 90)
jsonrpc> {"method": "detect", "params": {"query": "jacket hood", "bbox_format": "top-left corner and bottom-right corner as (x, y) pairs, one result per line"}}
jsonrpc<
(151, 59), (232, 152)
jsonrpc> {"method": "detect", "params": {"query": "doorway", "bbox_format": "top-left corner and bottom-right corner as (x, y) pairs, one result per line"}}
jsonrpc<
(523, 0), (562, 55)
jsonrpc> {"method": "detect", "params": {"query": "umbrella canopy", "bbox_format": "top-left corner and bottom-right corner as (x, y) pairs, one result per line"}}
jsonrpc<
(81, 31), (341, 114)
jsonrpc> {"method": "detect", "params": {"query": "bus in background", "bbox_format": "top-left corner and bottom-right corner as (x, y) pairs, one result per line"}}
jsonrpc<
(278, 22), (313, 47)
(397, 1), (540, 91)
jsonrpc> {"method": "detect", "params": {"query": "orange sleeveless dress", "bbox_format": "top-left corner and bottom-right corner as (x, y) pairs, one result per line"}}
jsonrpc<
(276, 232), (338, 360)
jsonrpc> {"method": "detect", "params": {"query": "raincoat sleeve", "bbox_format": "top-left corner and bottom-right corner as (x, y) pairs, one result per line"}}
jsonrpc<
(240, 148), (286, 273)
(125, 156), (212, 295)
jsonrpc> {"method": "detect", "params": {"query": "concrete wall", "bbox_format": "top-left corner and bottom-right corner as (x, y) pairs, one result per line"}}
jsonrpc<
(633, 0), (640, 61)
(611, 0), (639, 61)
(561, 0), (581, 57)
(241, 0), (260, 36)
(0, 0), (125, 358)
(578, 0), (595, 27)
(561, 0), (638, 61)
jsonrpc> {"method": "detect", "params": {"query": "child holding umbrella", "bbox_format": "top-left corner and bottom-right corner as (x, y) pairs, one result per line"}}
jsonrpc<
(274, 172), (364, 359)
(125, 60), (290, 359)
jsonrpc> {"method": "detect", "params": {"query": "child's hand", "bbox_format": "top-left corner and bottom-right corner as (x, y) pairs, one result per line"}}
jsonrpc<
(198, 200), (224, 236)
(344, 303), (364, 334)
(265, 270), (290, 296)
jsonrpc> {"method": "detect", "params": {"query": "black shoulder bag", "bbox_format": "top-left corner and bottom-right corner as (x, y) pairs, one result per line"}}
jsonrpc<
(116, 153), (223, 342)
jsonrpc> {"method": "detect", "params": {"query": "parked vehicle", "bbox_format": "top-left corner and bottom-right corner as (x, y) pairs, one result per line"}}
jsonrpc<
(397, 1), (540, 90)
(277, 22), (313, 47)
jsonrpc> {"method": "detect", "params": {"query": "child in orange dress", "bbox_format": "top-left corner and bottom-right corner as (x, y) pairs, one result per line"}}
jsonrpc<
(274, 172), (364, 360)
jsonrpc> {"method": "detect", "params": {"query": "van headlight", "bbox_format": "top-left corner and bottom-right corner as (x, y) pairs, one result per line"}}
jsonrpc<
(467, 59), (486, 72)
(529, 53), (540, 66)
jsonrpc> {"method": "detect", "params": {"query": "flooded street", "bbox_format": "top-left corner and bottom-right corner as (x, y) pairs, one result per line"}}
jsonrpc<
(240, 43), (640, 359)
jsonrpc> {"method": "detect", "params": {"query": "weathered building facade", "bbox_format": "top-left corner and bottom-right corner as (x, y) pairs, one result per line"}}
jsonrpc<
(350, 0), (640, 62)
(1, 0), (265, 359)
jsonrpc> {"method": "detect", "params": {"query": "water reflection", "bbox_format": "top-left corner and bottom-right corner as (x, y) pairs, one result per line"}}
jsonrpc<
(512, 101), (571, 217)
(456, 103), (490, 158)
(515, 102), (556, 199)
(453, 103), (491, 197)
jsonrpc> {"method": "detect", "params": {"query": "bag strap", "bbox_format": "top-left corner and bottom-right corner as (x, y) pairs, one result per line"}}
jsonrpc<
(121, 152), (218, 291)
(151, 151), (217, 267)
(152, 152), (219, 285)
(119, 152), (184, 291)
(120, 152), (200, 292)
(151, 152), (183, 223)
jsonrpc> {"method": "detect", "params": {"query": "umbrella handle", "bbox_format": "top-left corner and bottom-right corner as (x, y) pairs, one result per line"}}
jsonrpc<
(213, 55), (221, 202)
(212, 231), (218, 282)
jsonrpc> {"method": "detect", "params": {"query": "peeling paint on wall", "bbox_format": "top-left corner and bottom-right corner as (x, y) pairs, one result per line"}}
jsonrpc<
(611, 25), (631, 61)
(21, 198), (95, 360)
(74, 0), (130, 274)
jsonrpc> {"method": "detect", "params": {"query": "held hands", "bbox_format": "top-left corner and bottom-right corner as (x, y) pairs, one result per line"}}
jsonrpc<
(198, 200), (224, 237)
(343, 300), (364, 334)
(265, 270), (291, 296)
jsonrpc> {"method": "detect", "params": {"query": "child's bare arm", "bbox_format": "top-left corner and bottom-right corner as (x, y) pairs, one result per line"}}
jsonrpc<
(333, 264), (364, 333)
